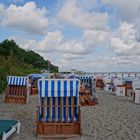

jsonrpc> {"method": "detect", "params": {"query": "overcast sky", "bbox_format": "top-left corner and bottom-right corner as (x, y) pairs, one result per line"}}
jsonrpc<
(0, 0), (140, 72)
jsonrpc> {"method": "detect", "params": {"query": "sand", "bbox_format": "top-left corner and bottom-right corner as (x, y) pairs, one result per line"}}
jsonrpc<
(0, 90), (140, 140)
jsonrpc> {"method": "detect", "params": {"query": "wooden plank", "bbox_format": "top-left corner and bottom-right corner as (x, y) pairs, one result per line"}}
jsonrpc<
(66, 97), (68, 123)
(72, 97), (74, 123)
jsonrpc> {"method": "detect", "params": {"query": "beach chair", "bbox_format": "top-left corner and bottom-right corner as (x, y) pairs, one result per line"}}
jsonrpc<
(29, 74), (48, 95)
(5, 76), (29, 104)
(114, 78), (124, 96)
(0, 120), (20, 140)
(132, 79), (140, 104)
(36, 79), (81, 138)
(122, 77), (135, 96)
(104, 76), (115, 93)
(78, 76), (97, 106)
(95, 76), (104, 89)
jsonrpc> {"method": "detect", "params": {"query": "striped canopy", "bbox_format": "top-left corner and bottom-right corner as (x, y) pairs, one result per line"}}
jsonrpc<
(29, 73), (48, 79)
(7, 76), (27, 86)
(76, 76), (93, 84)
(77, 76), (94, 96)
(38, 79), (80, 122)
(38, 79), (80, 97)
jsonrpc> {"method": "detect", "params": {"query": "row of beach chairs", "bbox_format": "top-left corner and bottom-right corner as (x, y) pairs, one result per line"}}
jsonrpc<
(1, 75), (97, 139)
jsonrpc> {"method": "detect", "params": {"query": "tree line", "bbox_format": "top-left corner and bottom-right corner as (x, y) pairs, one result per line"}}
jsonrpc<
(0, 39), (58, 93)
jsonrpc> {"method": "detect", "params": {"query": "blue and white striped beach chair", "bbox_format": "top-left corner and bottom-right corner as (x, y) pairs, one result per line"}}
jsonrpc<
(5, 76), (29, 104)
(77, 76), (94, 96)
(36, 79), (81, 137)
(77, 76), (98, 106)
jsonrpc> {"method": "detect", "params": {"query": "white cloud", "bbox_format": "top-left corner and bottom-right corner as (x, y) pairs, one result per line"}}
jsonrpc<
(83, 29), (109, 47)
(102, 0), (140, 21)
(62, 53), (84, 60)
(58, 0), (109, 30)
(3, 0), (140, 72)
(38, 31), (63, 52)
(110, 22), (140, 55)
(0, 2), (48, 34)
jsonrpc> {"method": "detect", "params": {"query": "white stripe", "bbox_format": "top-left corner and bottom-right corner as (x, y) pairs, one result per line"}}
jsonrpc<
(11, 77), (14, 85)
(67, 80), (70, 96)
(42, 79), (45, 97)
(73, 80), (76, 96)
(48, 80), (52, 97)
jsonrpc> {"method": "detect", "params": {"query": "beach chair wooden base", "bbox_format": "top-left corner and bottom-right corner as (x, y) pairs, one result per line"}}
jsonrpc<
(37, 134), (80, 139)
(80, 96), (97, 106)
(5, 96), (27, 104)
(117, 84), (133, 96)
(95, 79), (104, 89)
(30, 87), (38, 95)
(5, 86), (28, 104)
(36, 122), (80, 137)
(80, 92), (98, 106)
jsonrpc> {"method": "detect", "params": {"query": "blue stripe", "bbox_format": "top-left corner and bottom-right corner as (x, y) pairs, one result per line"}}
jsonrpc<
(16, 77), (19, 85)
(22, 78), (24, 86)
(58, 97), (61, 122)
(69, 97), (72, 122)
(76, 81), (79, 96)
(46, 97), (50, 122)
(45, 80), (48, 97)
(51, 81), (55, 97)
(19, 78), (21, 86)
(39, 81), (42, 97)
(52, 97), (55, 122)
(63, 97), (66, 122)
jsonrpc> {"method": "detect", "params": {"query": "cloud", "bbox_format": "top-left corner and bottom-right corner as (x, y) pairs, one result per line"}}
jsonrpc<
(102, 0), (140, 40)
(3, 0), (140, 72)
(58, 0), (109, 30)
(0, 2), (48, 34)
(102, 0), (140, 21)
(62, 53), (84, 60)
(110, 22), (140, 55)
(0, 3), (4, 16)
(11, 28), (109, 61)
(38, 31), (63, 52)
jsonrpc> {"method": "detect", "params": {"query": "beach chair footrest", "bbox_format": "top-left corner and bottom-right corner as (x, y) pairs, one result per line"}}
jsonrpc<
(37, 122), (80, 136)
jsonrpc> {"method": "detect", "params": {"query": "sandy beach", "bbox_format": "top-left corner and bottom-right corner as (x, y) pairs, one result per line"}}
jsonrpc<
(0, 90), (140, 140)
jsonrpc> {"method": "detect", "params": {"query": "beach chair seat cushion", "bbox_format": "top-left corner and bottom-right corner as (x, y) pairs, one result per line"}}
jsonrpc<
(0, 120), (17, 136)
(0, 120), (20, 140)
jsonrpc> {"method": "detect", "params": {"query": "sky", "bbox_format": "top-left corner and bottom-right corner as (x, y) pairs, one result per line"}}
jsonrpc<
(0, 0), (140, 72)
